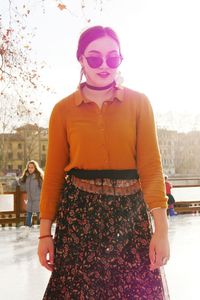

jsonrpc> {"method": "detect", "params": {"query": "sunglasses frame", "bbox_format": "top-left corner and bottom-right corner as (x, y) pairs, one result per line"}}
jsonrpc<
(83, 54), (123, 69)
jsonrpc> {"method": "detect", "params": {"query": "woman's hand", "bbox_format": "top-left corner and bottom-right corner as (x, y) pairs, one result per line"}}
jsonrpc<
(149, 232), (170, 271)
(38, 237), (54, 271)
(38, 219), (54, 271)
(149, 208), (170, 271)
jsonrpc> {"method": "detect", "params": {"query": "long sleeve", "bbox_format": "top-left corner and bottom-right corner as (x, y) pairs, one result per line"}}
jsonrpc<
(136, 94), (168, 210)
(40, 102), (69, 220)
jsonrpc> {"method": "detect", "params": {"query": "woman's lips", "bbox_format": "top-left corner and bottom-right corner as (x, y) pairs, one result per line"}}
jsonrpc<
(97, 72), (110, 78)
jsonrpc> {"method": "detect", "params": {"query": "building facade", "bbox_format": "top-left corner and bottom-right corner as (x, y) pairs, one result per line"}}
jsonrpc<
(174, 131), (200, 175)
(0, 124), (48, 175)
(157, 128), (177, 175)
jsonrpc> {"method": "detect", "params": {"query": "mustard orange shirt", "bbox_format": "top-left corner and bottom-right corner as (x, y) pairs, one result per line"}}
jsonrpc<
(40, 86), (167, 220)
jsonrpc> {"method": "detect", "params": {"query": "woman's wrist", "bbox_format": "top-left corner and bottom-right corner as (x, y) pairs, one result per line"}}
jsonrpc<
(38, 234), (53, 240)
(39, 218), (52, 236)
(151, 208), (168, 235)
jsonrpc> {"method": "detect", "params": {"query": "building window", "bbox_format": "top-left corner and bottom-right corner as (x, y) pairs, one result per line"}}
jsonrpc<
(41, 154), (46, 168)
(17, 152), (23, 160)
(8, 143), (12, 150)
(8, 152), (13, 159)
(18, 143), (22, 149)
(42, 145), (46, 151)
(7, 165), (13, 170)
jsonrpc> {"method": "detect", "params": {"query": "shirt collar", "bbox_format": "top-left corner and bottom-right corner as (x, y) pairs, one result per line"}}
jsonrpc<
(74, 83), (125, 106)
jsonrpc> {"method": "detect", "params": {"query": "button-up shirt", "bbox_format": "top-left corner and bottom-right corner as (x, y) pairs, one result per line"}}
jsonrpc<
(40, 85), (167, 220)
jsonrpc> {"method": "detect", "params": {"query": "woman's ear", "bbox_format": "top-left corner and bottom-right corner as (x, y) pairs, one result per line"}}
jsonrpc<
(79, 55), (84, 67)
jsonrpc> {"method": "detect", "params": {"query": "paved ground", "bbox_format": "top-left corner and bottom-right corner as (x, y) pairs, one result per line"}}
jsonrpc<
(0, 214), (200, 300)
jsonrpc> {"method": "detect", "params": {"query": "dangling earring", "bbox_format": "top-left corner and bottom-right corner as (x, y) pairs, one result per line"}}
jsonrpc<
(78, 67), (84, 86)
(115, 71), (124, 89)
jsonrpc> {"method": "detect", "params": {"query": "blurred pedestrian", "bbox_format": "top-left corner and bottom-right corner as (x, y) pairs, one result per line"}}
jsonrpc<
(164, 175), (176, 216)
(18, 160), (43, 238)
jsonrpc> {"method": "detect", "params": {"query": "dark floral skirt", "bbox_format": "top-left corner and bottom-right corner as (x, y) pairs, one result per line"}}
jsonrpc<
(43, 178), (169, 300)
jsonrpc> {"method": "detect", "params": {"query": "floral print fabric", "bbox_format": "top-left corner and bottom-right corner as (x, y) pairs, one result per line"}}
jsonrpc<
(43, 177), (169, 300)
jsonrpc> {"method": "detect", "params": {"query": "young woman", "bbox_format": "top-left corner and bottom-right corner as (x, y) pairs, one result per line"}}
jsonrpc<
(38, 26), (170, 299)
(19, 160), (43, 233)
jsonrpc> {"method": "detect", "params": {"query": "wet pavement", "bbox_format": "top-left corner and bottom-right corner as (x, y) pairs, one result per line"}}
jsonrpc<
(0, 214), (200, 300)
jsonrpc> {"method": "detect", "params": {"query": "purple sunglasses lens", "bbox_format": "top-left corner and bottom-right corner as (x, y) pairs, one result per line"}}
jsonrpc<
(107, 56), (122, 68)
(86, 57), (103, 68)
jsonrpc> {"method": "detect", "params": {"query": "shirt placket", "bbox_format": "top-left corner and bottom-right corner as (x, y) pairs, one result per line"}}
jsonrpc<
(95, 102), (110, 168)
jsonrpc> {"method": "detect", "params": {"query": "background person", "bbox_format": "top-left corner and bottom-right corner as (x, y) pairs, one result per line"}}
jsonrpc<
(165, 175), (177, 216)
(18, 160), (43, 238)
(38, 25), (170, 299)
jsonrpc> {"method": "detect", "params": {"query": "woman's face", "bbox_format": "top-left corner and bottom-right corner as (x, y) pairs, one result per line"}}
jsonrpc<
(80, 36), (121, 87)
(28, 163), (36, 174)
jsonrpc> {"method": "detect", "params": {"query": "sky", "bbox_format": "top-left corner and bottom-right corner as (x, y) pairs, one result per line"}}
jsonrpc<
(1, 0), (200, 129)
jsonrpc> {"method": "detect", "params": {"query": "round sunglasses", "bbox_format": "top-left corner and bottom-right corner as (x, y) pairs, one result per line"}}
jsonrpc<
(84, 55), (123, 69)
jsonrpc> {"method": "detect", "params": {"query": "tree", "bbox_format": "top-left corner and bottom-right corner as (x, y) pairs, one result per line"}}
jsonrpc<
(0, 1), (47, 171)
(0, 2), (45, 129)
(52, 0), (107, 20)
